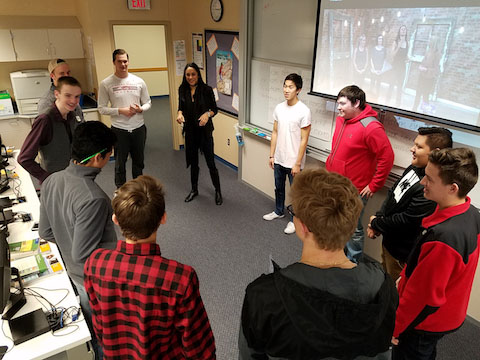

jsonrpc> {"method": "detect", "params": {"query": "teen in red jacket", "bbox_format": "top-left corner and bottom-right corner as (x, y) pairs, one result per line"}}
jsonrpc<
(326, 85), (394, 262)
(392, 148), (480, 360)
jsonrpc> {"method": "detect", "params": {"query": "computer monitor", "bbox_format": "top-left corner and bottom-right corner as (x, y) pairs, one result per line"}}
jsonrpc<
(0, 135), (9, 194)
(0, 228), (10, 313)
(0, 222), (26, 319)
(0, 134), (3, 166)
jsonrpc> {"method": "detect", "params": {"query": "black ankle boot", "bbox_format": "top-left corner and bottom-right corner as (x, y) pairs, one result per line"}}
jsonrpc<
(185, 189), (198, 202)
(215, 190), (223, 205)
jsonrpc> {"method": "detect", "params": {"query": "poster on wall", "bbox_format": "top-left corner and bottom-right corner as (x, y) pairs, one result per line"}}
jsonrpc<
(216, 50), (233, 96)
(192, 33), (204, 69)
(174, 40), (187, 76)
(205, 30), (239, 117)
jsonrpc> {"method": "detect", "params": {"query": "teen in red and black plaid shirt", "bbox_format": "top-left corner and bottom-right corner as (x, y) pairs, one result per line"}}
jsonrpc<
(84, 175), (216, 359)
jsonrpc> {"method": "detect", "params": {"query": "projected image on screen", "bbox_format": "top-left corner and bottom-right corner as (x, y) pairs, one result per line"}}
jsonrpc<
(312, 5), (480, 128)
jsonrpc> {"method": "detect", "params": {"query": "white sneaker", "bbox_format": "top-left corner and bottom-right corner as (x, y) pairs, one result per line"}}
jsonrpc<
(263, 211), (284, 221)
(284, 221), (296, 234)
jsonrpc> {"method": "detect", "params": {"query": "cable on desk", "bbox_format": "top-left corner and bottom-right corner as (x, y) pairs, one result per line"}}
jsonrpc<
(10, 177), (22, 199)
(27, 286), (70, 308)
(11, 211), (32, 223)
(24, 288), (57, 312)
(0, 319), (13, 354)
(24, 286), (82, 335)
(5, 163), (24, 199)
(23, 286), (69, 319)
(46, 305), (82, 335)
(51, 324), (79, 337)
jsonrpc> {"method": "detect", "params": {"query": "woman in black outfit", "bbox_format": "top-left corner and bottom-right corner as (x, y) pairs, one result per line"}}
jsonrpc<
(176, 62), (222, 205)
(387, 25), (409, 106)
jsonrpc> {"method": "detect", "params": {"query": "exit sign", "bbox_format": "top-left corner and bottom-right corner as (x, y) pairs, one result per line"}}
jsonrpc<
(127, 0), (150, 10)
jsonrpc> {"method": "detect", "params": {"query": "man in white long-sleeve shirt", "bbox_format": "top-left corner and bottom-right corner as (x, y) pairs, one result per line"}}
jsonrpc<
(98, 48), (152, 188)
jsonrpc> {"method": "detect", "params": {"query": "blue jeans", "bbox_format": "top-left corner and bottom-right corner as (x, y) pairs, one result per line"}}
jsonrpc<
(73, 279), (103, 360)
(392, 330), (444, 360)
(274, 164), (293, 218)
(345, 195), (368, 263)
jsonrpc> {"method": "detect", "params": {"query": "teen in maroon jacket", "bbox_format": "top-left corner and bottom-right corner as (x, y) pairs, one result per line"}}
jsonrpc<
(326, 85), (394, 262)
(392, 148), (480, 360)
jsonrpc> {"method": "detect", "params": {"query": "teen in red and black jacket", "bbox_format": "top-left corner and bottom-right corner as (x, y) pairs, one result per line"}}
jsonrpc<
(394, 197), (480, 338)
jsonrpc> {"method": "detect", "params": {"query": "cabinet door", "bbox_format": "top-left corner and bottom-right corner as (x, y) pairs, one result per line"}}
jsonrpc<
(0, 117), (33, 150)
(0, 30), (16, 62)
(11, 29), (50, 61)
(47, 29), (84, 59)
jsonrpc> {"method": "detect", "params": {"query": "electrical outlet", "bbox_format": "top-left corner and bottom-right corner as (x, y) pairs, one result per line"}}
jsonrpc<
(227, 138), (230, 146)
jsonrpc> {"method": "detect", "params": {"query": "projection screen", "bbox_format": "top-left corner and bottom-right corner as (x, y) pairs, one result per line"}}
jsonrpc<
(311, 0), (480, 130)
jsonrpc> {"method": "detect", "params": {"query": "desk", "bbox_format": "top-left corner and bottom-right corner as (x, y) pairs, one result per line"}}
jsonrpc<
(0, 153), (91, 360)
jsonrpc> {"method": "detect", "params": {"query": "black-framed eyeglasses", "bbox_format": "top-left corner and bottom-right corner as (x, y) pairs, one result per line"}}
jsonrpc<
(286, 204), (295, 218)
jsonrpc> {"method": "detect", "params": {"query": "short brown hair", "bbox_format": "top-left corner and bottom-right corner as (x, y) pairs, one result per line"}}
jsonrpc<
(337, 85), (366, 110)
(428, 148), (478, 198)
(290, 168), (362, 250)
(56, 76), (81, 92)
(417, 127), (452, 150)
(112, 175), (165, 240)
(113, 48), (129, 62)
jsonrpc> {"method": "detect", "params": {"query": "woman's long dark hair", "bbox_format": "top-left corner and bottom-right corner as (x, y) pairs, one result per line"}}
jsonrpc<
(395, 25), (409, 48)
(179, 62), (206, 94)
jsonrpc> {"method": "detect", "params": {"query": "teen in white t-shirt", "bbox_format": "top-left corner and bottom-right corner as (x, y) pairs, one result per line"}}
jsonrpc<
(263, 73), (311, 234)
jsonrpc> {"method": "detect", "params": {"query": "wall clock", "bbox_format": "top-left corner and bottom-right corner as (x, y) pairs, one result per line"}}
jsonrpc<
(210, 0), (224, 22)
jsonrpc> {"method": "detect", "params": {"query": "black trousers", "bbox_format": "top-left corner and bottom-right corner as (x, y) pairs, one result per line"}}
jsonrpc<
(112, 125), (147, 188)
(393, 330), (444, 360)
(185, 131), (220, 191)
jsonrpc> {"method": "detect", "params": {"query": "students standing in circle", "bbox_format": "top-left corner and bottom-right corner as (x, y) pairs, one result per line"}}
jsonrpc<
(263, 73), (311, 234)
(176, 63), (222, 205)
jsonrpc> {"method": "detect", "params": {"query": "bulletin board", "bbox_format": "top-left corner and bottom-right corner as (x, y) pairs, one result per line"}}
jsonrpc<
(205, 29), (240, 117)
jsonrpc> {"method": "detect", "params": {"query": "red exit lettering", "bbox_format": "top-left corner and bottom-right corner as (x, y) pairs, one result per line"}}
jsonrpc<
(132, 0), (145, 8)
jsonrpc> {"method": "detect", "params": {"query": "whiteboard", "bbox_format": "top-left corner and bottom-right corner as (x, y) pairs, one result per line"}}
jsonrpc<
(252, 0), (317, 65)
(249, 59), (335, 152)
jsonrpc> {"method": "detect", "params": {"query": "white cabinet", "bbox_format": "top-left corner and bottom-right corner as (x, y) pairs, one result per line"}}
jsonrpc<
(11, 29), (84, 61)
(11, 29), (50, 61)
(47, 29), (84, 59)
(0, 30), (16, 62)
